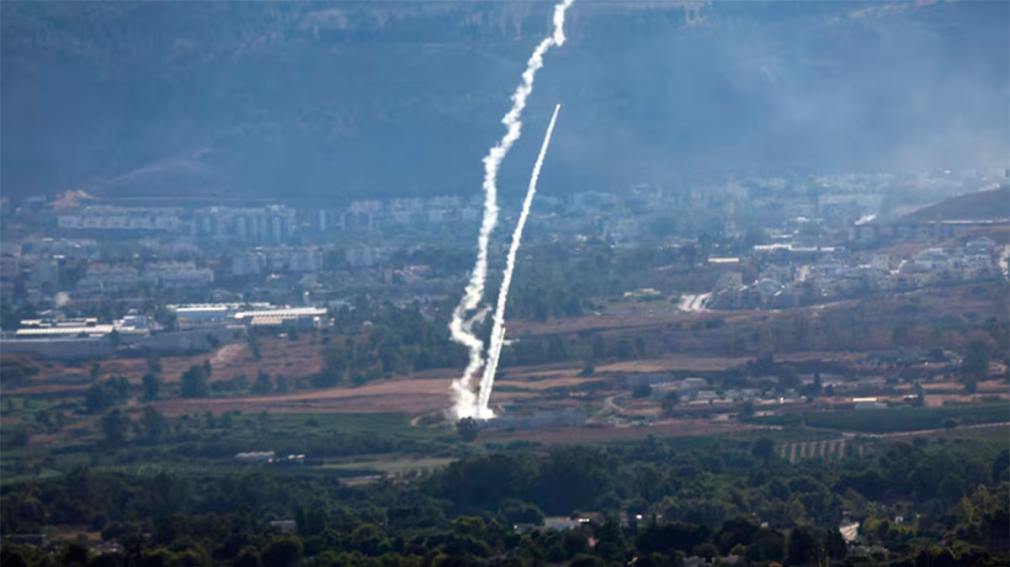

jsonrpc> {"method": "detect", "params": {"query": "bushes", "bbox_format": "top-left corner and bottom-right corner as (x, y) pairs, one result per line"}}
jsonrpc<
(456, 418), (479, 443)
(180, 364), (210, 398)
(85, 376), (131, 413)
(750, 403), (1009, 433)
(321, 307), (464, 386)
(1, 430), (1007, 566)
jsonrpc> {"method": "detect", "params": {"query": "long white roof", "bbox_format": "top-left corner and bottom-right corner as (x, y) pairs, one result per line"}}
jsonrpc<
(234, 307), (326, 319)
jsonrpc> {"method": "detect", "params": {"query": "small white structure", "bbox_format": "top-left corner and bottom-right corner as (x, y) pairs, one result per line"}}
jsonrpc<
(235, 451), (275, 463)
(852, 397), (886, 410)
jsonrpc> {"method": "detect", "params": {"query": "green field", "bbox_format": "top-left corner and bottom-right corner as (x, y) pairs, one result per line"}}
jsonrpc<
(749, 402), (1009, 433)
(0, 410), (459, 484)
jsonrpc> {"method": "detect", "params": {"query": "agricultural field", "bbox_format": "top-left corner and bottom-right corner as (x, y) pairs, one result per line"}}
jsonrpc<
(748, 402), (1009, 433)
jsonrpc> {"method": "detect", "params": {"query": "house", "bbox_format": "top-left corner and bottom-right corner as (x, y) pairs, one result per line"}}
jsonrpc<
(679, 377), (710, 399)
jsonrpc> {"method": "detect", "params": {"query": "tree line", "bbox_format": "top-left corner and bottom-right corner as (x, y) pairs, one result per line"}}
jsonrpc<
(2, 435), (1007, 566)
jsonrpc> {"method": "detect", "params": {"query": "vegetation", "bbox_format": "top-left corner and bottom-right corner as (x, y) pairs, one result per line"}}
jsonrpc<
(320, 306), (465, 387)
(84, 377), (131, 414)
(1, 432), (1006, 566)
(750, 402), (1009, 433)
(180, 363), (211, 398)
(456, 418), (479, 443)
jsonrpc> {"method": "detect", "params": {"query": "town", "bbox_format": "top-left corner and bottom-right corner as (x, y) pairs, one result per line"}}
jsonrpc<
(3, 169), (1008, 567)
(3, 170), (1007, 359)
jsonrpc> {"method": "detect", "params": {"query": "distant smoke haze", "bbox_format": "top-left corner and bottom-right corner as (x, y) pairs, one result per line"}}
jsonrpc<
(1, 1), (1006, 199)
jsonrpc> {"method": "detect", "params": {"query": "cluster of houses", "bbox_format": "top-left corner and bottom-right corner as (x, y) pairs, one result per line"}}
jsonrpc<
(58, 204), (298, 244)
(229, 247), (324, 277)
(75, 261), (215, 296)
(706, 237), (1002, 310)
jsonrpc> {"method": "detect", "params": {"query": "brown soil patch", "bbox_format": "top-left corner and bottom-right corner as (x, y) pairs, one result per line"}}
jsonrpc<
(148, 375), (538, 416)
(923, 393), (1010, 407)
(7, 335), (324, 396)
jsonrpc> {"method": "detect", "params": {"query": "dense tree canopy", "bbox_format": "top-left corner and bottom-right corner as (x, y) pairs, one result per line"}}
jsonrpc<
(2, 434), (1006, 566)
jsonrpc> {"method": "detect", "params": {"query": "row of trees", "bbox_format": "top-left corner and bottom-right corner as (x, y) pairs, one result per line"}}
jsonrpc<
(80, 361), (209, 418)
(3, 434), (1007, 566)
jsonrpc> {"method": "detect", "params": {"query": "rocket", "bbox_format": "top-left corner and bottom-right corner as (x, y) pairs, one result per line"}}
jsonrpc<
(486, 326), (506, 381)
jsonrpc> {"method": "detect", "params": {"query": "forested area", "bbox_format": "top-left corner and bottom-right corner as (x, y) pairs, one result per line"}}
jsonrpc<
(2, 435), (1007, 566)
(319, 306), (467, 386)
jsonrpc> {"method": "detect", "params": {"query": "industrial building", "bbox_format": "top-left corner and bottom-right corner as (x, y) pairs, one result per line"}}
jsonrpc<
(170, 303), (328, 330)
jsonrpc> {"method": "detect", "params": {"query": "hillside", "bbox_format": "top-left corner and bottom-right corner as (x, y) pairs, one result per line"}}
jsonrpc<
(2, 1), (1008, 200)
(903, 185), (1010, 222)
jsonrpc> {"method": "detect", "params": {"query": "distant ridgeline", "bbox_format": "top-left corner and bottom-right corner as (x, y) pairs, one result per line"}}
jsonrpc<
(3, 1), (1008, 199)
(852, 186), (1010, 246)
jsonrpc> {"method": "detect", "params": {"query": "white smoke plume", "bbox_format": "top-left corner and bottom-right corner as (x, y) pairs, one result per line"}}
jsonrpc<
(450, 0), (575, 420)
(475, 104), (562, 417)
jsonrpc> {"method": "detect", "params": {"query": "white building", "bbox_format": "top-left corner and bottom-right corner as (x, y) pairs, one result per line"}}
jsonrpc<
(58, 207), (184, 232)
(853, 397), (886, 410)
(233, 306), (328, 329)
(169, 303), (326, 330)
(13, 314), (151, 339)
(144, 262), (214, 288)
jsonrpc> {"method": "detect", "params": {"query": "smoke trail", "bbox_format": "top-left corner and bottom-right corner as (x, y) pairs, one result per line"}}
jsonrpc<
(476, 104), (562, 417)
(450, 0), (575, 419)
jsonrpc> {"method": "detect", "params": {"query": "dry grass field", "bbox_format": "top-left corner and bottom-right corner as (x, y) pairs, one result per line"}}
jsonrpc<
(5, 334), (325, 396)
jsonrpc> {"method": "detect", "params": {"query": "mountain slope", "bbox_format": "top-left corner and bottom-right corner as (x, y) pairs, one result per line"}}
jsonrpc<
(2, 1), (1007, 201)
(903, 186), (1010, 222)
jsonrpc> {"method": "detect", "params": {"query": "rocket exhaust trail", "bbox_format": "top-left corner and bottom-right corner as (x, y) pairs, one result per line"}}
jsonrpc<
(476, 104), (562, 417)
(449, 0), (575, 419)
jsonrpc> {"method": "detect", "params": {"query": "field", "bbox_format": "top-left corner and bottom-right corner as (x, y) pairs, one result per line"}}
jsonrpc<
(0, 410), (456, 483)
(748, 402), (1009, 433)
(5, 334), (324, 396)
(481, 418), (764, 445)
(2, 280), (1006, 492)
